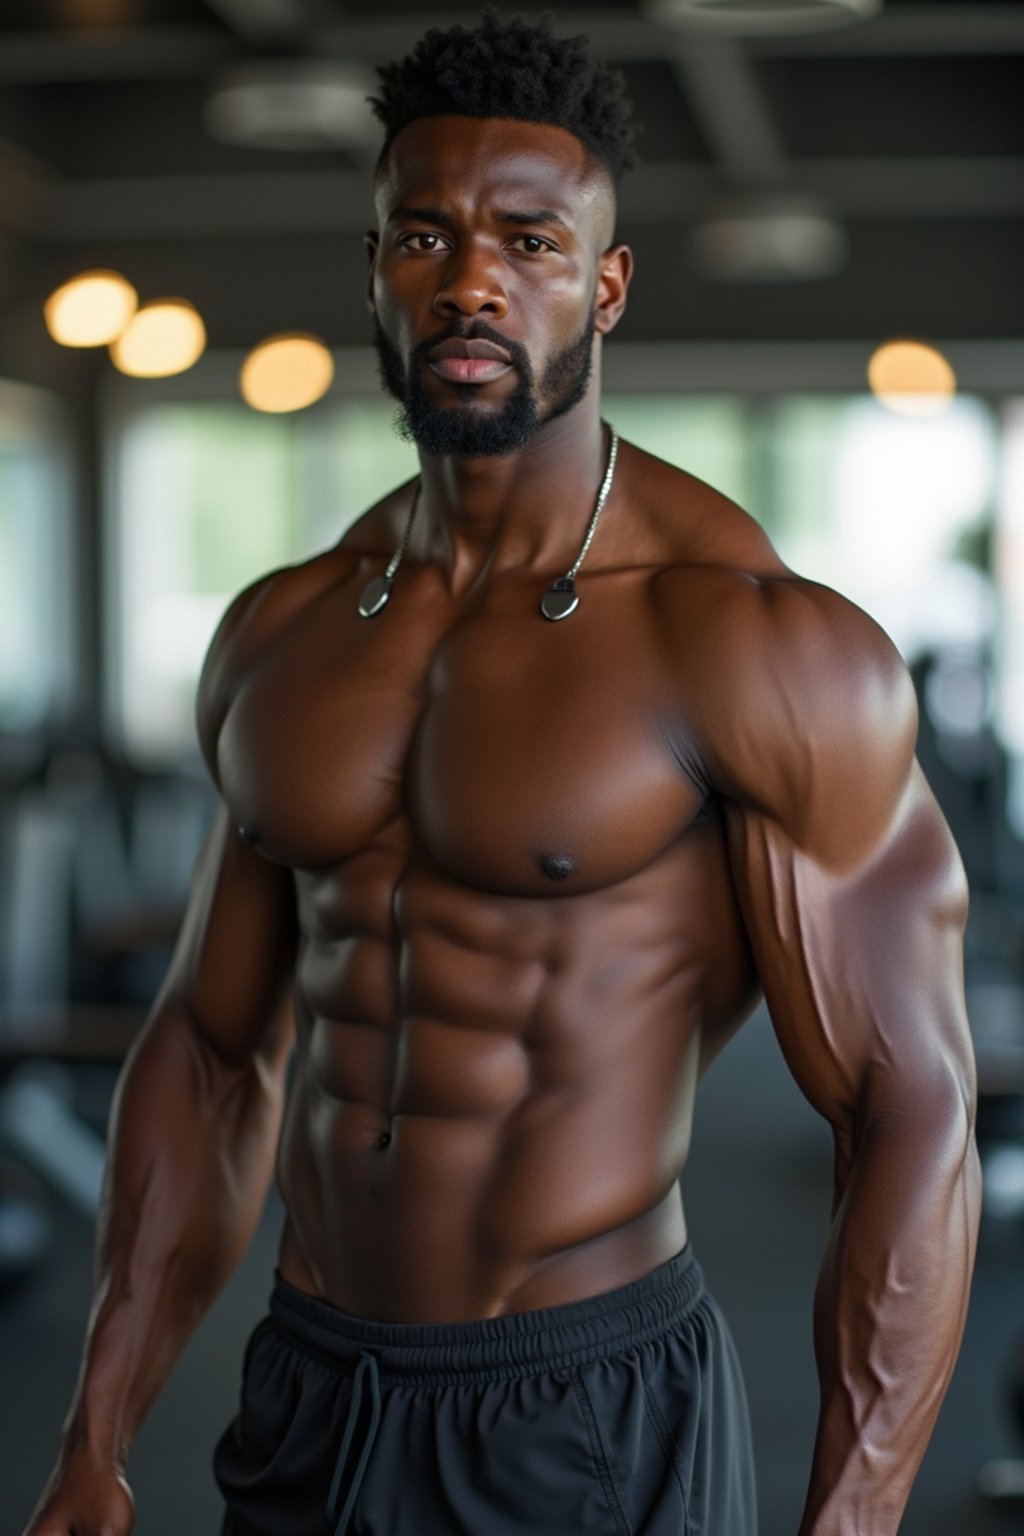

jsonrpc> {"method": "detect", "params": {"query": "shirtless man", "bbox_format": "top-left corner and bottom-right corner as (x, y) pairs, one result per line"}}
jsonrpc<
(25, 13), (980, 1536)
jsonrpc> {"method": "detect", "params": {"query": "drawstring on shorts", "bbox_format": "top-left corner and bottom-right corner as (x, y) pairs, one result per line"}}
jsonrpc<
(326, 1349), (383, 1535)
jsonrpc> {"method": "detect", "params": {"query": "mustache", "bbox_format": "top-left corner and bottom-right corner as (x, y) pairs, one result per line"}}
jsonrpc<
(409, 320), (529, 375)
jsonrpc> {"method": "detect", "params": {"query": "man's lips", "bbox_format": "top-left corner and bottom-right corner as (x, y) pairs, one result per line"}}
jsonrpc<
(426, 336), (514, 384)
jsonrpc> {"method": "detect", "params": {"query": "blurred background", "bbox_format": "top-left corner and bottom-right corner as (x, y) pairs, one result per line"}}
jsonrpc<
(1, 0), (1023, 1532)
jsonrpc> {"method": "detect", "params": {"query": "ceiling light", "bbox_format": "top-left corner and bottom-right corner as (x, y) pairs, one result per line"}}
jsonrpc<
(205, 61), (379, 153)
(688, 193), (847, 281)
(867, 339), (956, 417)
(648, 0), (881, 33)
(110, 299), (206, 378)
(240, 334), (335, 413)
(43, 269), (137, 347)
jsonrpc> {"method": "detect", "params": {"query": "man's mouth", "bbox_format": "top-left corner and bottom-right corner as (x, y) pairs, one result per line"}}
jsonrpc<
(427, 336), (514, 385)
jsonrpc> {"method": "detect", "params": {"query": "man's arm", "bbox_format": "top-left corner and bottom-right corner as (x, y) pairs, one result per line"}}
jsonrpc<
(701, 576), (981, 1536)
(24, 573), (299, 1536)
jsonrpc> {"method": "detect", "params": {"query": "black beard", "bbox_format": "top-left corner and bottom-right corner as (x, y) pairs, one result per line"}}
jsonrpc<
(373, 314), (595, 458)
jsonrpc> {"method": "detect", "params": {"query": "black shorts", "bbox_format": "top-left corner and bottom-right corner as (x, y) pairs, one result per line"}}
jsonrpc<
(214, 1245), (756, 1536)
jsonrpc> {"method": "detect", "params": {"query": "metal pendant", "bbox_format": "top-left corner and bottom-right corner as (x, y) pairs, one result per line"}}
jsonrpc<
(540, 577), (578, 622)
(358, 575), (392, 618)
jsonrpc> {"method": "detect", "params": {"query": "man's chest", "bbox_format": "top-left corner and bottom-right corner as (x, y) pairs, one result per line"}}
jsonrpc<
(215, 566), (709, 896)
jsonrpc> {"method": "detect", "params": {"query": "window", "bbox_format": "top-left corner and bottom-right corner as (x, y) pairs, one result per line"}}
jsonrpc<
(604, 395), (752, 508)
(997, 400), (1024, 833)
(0, 380), (74, 730)
(107, 397), (416, 761)
(762, 394), (998, 662)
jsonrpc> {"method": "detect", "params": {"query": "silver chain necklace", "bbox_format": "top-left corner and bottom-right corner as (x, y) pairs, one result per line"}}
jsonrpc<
(357, 426), (619, 623)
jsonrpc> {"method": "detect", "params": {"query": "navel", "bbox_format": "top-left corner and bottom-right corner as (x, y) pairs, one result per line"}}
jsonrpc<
(538, 853), (575, 882)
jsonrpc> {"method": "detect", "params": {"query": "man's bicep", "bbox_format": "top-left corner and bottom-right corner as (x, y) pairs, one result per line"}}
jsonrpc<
(698, 576), (967, 1119)
(167, 565), (306, 1066)
(154, 800), (298, 1069)
(723, 767), (971, 1133)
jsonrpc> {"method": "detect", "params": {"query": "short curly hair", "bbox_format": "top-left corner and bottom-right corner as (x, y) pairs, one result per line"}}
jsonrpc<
(370, 8), (638, 182)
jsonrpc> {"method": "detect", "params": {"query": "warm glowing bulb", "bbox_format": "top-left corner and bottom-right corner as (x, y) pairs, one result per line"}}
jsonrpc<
(867, 339), (957, 418)
(240, 333), (335, 413)
(44, 269), (137, 347)
(110, 299), (206, 377)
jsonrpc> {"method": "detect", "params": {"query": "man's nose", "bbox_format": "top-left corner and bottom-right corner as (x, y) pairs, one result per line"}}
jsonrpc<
(432, 246), (509, 321)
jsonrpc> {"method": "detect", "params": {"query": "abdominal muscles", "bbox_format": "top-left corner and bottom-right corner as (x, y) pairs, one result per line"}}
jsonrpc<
(274, 831), (756, 1322)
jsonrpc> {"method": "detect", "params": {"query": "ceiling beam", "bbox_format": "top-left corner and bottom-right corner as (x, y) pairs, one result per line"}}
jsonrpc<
(39, 170), (376, 240)
(796, 156), (1024, 218)
(309, 7), (1024, 64)
(200, 0), (312, 44)
(673, 36), (788, 185)
(2, 6), (1022, 85)
(94, 339), (1024, 404)
(0, 28), (231, 84)
(31, 157), (1024, 241)
(746, 5), (1024, 57)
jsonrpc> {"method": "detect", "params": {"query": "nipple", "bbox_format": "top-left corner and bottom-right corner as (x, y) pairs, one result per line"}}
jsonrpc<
(539, 853), (575, 882)
(238, 822), (259, 846)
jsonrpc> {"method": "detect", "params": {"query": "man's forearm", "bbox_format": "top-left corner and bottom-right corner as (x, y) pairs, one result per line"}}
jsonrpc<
(60, 1002), (287, 1467)
(797, 1085), (981, 1536)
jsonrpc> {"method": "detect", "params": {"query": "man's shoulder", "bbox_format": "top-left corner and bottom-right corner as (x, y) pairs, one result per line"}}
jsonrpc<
(673, 564), (905, 689)
(632, 441), (903, 706)
(693, 572), (916, 856)
(630, 448), (917, 843)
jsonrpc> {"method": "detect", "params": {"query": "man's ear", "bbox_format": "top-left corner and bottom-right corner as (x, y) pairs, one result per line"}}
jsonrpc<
(365, 231), (379, 316)
(593, 244), (633, 336)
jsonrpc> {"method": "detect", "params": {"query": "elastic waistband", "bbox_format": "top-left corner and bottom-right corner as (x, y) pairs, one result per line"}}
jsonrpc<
(268, 1244), (704, 1386)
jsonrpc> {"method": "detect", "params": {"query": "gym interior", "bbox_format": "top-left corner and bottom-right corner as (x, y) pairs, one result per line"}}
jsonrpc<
(1, 2), (1023, 1533)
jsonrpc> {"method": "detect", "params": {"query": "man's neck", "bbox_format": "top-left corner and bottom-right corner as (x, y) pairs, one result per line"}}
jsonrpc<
(414, 402), (610, 598)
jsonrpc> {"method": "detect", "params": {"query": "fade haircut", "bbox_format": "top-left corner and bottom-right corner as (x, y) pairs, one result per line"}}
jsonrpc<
(370, 8), (639, 183)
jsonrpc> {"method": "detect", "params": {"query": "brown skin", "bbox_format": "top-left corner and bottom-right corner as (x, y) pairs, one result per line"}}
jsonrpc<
(25, 114), (980, 1536)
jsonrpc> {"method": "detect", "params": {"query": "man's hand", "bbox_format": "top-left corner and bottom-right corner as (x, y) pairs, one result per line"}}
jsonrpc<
(21, 1448), (135, 1536)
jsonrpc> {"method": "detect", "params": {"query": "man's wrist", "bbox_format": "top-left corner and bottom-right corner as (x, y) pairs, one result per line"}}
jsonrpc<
(59, 1399), (129, 1473)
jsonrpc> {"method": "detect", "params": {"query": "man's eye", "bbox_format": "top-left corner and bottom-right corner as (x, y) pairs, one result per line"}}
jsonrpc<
(403, 233), (444, 251)
(512, 236), (551, 254)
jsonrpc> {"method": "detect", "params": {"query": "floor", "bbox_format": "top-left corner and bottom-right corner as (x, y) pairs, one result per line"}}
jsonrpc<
(2, 1005), (1021, 1536)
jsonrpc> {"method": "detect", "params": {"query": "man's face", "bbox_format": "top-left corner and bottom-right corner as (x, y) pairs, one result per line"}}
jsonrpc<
(367, 115), (628, 457)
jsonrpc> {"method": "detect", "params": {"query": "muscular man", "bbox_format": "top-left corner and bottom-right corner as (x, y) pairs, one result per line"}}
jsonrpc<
(25, 13), (980, 1536)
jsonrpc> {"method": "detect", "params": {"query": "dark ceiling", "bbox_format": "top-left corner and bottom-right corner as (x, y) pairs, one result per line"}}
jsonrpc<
(1, 0), (1023, 389)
